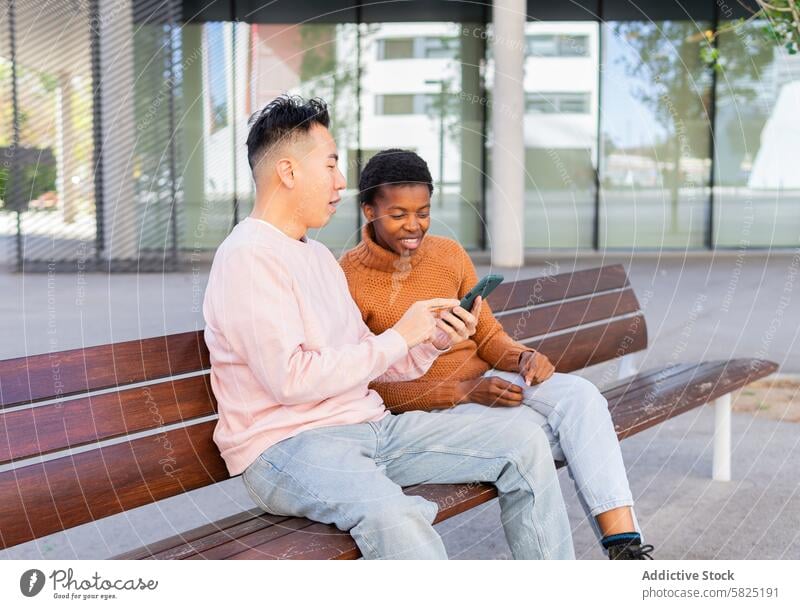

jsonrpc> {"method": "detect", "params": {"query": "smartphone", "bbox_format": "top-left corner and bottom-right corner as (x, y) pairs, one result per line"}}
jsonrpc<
(459, 274), (504, 311)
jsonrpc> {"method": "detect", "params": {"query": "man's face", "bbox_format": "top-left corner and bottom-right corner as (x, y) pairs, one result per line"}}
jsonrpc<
(292, 123), (346, 229)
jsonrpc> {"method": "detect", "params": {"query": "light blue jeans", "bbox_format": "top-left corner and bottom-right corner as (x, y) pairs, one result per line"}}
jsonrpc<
(434, 370), (640, 546)
(242, 410), (575, 559)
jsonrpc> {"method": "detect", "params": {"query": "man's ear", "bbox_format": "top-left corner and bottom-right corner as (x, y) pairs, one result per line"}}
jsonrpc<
(276, 158), (295, 189)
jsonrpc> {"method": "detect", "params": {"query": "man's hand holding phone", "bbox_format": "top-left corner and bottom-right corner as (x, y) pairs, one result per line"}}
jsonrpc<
(392, 298), (461, 348)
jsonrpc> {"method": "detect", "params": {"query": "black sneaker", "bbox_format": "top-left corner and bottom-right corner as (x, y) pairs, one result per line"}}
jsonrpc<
(608, 542), (655, 560)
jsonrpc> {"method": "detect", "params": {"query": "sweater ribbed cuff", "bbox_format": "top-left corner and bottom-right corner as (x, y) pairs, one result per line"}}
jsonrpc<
(378, 328), (410, 364)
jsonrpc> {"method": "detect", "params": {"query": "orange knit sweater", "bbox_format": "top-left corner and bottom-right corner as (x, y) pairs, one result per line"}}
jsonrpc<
(339, 225), (535, 413)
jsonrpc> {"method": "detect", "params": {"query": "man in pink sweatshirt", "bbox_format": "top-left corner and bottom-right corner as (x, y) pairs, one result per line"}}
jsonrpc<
(202, 95), (574, 559)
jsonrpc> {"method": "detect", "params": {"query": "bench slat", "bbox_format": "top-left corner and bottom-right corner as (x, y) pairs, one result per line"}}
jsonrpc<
(113, 508), (268, 560)
(0, 374), (216, 465)
(0, 331), (209, 409)
(495, 288), (640, 342)
(608, 358), (778, 439)
(486, 264), (629, 312)
(0, 420), (225, 550)
(528, 314), (648, 373)
(155, 514), (297, 560)
(601, 363), (700, 400)
(185, 517), (319, 560)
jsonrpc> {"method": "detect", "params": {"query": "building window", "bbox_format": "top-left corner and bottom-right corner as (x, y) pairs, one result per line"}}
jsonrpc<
(376, 36), (457, 60)
(206, 23), (229, 134)
(376, 94), (413, 114)
(377, 38), (414, 60)
(422, 36), (458, 58)
(375, 93), (437, 115)
(526, 92), (590, 114)
(527, 34), (589, 57)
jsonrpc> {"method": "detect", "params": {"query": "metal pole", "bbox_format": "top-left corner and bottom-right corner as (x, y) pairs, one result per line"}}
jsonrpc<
(593, 1), (604, 251)
(89, 0), (104, 264)
(230, 0), (239, 228)
(438, 81), (445, 208)
(8, 0), (22, 272)
(713, 393), (732, 481)
(706, 0), (720, 250)
(355, 8), (363, 241)
(167, 0), (179, 269)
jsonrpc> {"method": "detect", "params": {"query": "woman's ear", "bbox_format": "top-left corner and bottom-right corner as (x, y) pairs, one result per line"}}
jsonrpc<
(362, 203), (375, 222)
(276, 158), (295, 189)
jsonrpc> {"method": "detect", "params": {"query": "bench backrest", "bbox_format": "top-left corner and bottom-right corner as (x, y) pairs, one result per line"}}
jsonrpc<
(0, 264), (646, 550)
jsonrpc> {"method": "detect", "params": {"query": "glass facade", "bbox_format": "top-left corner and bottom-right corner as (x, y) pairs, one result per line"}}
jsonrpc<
(0, 0), (96, 266)
(713, 19), (800, 247)
(359, 22), (485, 249)
(521, 21), (598, 249)
(1, 0), (798, 271)
(599, 20), (713, 249)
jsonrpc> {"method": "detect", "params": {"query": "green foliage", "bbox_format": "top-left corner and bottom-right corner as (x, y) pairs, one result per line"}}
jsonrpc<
(0, 151), (57, 211)
(707, 2), (800, 67)
(759, 1), (800, 54)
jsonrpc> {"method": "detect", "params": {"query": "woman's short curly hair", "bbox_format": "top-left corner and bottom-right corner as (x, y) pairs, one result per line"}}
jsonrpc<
(358, 149), (434, 205)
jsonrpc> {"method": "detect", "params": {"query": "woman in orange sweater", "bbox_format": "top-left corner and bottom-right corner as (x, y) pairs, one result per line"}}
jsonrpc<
(340, 149), (653, 560)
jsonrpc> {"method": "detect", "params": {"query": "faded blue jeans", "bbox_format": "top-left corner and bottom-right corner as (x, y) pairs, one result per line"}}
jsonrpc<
(434, 370), (641, 546)
(242, 410), (575, 559)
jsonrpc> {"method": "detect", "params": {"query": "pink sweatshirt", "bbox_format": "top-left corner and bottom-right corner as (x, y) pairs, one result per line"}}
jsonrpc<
(202, 217), (444, 476)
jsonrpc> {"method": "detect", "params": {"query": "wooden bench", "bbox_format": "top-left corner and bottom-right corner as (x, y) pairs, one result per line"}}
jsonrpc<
(0, 264), (777, 559)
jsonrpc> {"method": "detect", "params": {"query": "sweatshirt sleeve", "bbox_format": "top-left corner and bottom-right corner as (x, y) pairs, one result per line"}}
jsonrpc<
(457, 245), (535, 372)
(209, 245), (413, 405)
(357, 307), (447, 383)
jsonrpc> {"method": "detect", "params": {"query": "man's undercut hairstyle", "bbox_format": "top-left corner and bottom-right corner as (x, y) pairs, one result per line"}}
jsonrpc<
(246, 94), (330, 173)
(359, 149), (434, 206)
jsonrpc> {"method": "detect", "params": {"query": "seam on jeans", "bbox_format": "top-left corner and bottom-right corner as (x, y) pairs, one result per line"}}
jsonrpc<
(242, 469), (281, 515)
(367, 420), (381, 458)
(509, 457), (552, 559)
(261, 458), (329, 506)
(587, 498), (635, 518)
(523, 397), (565, 429)
(377, 444), (519, 463)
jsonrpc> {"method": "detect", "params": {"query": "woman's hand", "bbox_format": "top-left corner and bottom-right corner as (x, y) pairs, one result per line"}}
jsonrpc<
(455, 375), (524, 407)
(518, 351), (555, 386)
(431, 296), (483, 350)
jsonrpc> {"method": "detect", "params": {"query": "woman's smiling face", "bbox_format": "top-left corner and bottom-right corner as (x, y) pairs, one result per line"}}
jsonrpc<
(363, 183), (432, 255)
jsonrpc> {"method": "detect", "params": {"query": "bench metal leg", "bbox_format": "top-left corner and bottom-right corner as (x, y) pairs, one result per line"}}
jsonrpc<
(617, 354), (638, 380)
(712, 393), (732, 482)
